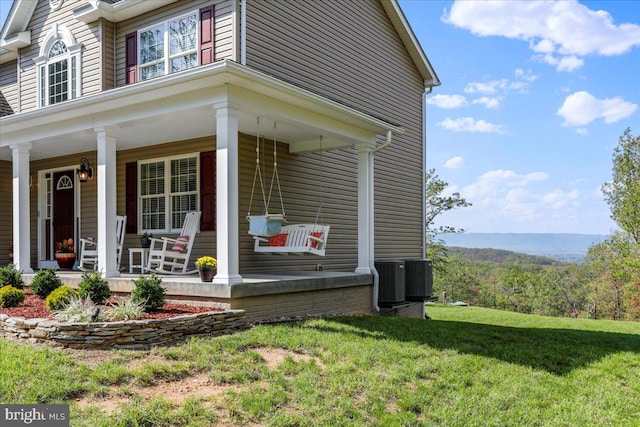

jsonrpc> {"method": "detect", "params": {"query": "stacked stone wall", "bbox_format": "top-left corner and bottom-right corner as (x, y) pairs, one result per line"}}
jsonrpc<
(0, 310), (247, 349)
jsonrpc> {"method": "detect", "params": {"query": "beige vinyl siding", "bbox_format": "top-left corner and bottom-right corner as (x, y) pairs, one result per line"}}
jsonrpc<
(21, 130), (359, 272)
(114, 0), (235, 88)
(239, 134), (359, 273)
(115, 134), (357, 273)
(101, 19), (116, 90)
(246, 0), (426, 259)
(19, 0), (105, 112)
(0, 161), (12, 265)
(0, 61), (18, 116)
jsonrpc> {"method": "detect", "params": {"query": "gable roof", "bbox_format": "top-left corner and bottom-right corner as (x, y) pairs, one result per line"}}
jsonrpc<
(381, 0), (440, 88)
(1, 0), (439, 87)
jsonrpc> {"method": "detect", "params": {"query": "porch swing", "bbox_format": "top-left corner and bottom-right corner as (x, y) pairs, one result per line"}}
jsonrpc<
(249, 120), (330, 256)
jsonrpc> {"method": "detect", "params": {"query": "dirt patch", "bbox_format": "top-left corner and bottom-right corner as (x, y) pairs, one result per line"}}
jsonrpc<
(74, 372), (235, 413)
(71, 346), (322, 417)
(253, 347), (322, 369)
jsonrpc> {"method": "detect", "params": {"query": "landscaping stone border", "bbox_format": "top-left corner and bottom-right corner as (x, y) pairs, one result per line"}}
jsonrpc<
(0, 310), (248, 349)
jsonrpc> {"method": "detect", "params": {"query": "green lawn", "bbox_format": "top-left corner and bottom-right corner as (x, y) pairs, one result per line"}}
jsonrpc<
(1, 305), (639, 426)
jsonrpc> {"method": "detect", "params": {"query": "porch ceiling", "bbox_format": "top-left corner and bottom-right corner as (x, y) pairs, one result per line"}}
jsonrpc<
(0, 60), (403, 162)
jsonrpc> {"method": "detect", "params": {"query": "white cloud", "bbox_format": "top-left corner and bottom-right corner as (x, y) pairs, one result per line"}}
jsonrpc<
(438, 117), (508, 134)
(557, 91), (638, 126)
(425, 94), (468, 109)
(465, 69), (539, 97)
(443, 0), (640, 72)
(537, 53), (584, 72)
(464, 80), (505, 94)
(444, 156), (465, 169)
(576, 128), (589, 136)
(472, 97), (500, 109)
(435, 169), (605, 233)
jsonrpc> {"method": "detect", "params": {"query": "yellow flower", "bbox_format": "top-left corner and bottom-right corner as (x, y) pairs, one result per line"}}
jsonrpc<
(195, 256), (217, 270)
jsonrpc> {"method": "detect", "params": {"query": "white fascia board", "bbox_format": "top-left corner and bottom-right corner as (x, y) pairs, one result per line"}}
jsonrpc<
(74, 0), (180, 23)
(381, 0), (441, 88)
(0, 0), (37, 64)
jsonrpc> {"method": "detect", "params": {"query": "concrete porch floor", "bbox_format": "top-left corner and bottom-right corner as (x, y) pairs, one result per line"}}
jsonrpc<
(22, 270), (375, 321)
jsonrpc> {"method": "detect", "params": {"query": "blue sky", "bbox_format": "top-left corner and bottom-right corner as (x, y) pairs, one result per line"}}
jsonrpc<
(1, 1), (639, 235)
(400, 0), (640, 235)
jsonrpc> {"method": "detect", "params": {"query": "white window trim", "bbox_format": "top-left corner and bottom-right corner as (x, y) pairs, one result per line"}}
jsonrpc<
(137, 10), (200, 82)
(34, 24), (82, 108)
(138, 153), (200, 234)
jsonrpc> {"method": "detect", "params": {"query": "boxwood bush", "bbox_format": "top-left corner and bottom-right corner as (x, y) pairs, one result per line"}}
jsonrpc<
(0, 264), (24, 289)
(29, 268), (63, 298)
(78, 271), (111, 305)
(131, 273), (166, 311)
(45, 285), (79, 311)
(0, 285), (25, 308)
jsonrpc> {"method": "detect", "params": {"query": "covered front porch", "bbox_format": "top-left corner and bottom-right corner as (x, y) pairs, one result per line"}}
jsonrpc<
(1, 60), (401, 302)
(22, 270), (374, 321)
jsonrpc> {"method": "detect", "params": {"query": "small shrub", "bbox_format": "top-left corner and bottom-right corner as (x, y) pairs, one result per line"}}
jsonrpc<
(105, 297), (146, 321)
(30, 268), (63, 298)
(53, 296), (101, 322)
(78, 271), (111, 305)
(0, 285), (25, 308)
(45, 286), (79, 311)
(0, 264), (24, 289)
(131, 273), (166, 311)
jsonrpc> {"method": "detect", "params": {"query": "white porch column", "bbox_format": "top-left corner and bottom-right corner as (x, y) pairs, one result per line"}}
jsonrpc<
(213, 102), (243, 284)
(96, 126), (119, 277)
(355, 143), (374, 274)
(11, 143), (34, 273)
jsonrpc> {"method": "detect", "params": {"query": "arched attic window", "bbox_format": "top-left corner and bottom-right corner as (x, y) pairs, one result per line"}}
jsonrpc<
(34, 24), (82, 107)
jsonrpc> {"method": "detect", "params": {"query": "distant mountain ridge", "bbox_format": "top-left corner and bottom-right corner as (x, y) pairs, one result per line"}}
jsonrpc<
(440, 233), (609, 263)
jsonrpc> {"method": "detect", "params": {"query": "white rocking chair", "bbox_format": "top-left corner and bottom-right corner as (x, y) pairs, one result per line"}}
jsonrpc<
(78, 215), (127, 271)
(146, 211), (201, 274)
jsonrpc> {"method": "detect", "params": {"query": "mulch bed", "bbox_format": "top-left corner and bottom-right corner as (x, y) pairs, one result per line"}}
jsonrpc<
(0, 288), (220, 321)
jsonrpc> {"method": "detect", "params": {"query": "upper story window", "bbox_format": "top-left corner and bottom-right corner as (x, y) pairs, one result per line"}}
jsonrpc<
(138, 12), (198, 81)
(126, 5), (215, 84)
(34, 24), (82, 108)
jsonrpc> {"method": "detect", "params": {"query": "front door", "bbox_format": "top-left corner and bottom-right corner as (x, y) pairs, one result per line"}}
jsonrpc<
(52, 170), (76, 254)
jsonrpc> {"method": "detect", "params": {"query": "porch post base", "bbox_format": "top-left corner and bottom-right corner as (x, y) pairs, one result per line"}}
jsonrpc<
(213, 274), (243, 285)
(103, 270), (121, 279)
(355, 267), (371, 274)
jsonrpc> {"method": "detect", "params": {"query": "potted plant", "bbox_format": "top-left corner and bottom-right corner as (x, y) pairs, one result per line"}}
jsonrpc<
(55, 238), (76, 269)
(140, 232), (153, 248)
(195, 256), (217, 282)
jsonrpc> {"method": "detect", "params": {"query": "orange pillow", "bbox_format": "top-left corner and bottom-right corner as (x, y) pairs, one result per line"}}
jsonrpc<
(309, 231), (323, 249)
(171, 235), (189, 253)
(267, 233), (288, 247)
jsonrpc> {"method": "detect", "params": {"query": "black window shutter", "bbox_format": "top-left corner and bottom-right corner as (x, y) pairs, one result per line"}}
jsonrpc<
(125, 32), (137, 84)
(126, 161), (137, 233)
(200, 5), (215, 65)
(200, 151), (216, 231)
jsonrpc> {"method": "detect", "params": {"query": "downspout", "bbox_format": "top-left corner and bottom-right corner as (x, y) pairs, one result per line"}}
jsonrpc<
(370, 130), (393, 312)
(422, 83), (435, 257)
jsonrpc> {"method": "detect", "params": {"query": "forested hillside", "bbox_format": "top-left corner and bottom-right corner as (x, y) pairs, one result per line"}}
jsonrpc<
(435, 238), (640, 321)
(447, 246), (561, 265)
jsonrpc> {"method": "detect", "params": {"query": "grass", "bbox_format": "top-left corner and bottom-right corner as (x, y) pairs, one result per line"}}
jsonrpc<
(0, 305), (638, 426)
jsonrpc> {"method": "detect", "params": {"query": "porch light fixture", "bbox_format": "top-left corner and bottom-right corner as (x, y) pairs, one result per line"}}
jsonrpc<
(77, 158), (93, 183)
